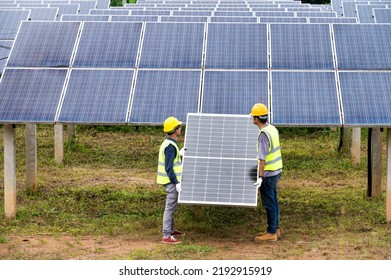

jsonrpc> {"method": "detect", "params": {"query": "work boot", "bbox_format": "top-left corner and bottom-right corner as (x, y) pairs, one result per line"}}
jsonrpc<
(255, 232), (278, 242)
(258, 229), (281, 238)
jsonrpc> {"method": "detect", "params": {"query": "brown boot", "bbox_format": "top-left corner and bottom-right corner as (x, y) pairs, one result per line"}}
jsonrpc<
(255, 232), (278, 242)
(258, 229), (281, 238)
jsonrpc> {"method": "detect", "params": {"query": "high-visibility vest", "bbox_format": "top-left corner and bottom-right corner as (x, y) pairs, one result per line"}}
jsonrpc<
(257, 125), (283, 172)
(157, 139), (182, 185)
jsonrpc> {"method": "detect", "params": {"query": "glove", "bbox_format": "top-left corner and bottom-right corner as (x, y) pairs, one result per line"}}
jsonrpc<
(179, 147), (187, 157)
(254, 177), (263, 188)
(175, 183), (182, 193)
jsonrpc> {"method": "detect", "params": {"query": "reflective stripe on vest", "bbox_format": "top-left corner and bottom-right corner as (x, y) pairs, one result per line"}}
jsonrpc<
(157, 139), (182, 185)
(257, 125), (283, 172)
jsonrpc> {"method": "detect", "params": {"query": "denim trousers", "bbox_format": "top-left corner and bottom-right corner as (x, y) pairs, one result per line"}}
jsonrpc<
(259, 173), (281, 234)
(162, 183), (178, 238)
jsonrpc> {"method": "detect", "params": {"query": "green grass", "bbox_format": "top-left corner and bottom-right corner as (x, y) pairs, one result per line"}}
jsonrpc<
(0, 125), (390, 259)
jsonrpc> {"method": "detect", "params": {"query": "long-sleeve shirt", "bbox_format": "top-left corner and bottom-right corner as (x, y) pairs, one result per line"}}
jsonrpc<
(164, 137), (179, 185)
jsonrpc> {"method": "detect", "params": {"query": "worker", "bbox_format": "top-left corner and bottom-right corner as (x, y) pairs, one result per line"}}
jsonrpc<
(157, 116), (185, 244)
(251, 103), (283, 242)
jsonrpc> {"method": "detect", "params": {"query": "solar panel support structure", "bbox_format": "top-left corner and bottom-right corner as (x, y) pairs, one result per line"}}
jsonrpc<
(352, 128), (361, 166)
(4, 124), (16, 219)
(25, 124), (37, 192)
(368, 128), (383, 198)
(386, 128), (391, 223)
(55, 124), (64, 164)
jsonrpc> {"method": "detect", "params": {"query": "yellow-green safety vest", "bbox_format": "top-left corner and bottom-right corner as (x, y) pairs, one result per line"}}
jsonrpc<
(257, 125), (283, 172)
(157, 139), (182, 185)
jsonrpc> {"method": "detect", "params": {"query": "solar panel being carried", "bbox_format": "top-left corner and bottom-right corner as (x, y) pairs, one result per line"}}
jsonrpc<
(7, 21), (81, 67)
(179, 113), (259, 207)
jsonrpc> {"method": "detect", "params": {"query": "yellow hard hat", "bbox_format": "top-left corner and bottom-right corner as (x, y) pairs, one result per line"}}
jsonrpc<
(251, 103), (268, 117)
(163, 116), (183, 133)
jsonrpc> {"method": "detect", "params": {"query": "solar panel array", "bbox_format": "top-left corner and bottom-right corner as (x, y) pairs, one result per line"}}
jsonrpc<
(1, 0), (391, 128)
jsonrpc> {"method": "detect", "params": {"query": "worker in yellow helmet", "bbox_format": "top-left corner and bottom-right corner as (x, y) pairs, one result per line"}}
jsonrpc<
(157, 116), (186, 244)
(251, 103), (283, 242)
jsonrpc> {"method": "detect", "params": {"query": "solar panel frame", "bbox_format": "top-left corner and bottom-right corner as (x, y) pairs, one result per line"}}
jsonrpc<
(0, 68), (68, 123)
(57, 69), (134, 124)
(7, 21), (81, 67)
(271, 71), (342, 126)
(179, 113), (259, 207)
(128, 69), (202, 124)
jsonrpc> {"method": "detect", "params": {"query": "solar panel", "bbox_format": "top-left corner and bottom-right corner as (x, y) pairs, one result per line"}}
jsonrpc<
(271, 71), (341, 126)
(210, 16), (258, 22)
(374, 8), (391, 23)
(61, 14), (109, 21)
(179, 113), (259, 207)
(333, 24), (391, 70)
(356, 4), (386, 23)
(7, 21), (80, 67)
(206, 23), (267, 69)
(139, 22), (205, 68)
(202, 70), (268, 114)
(110, 15), (159, 22)
(73, 22), (142, 68)
(0, 68), (67, 123)
(270, 23), (334, 70)
(308, 17), (357, 23)
(0, 10), (30, 40)
(129, 70), (201, 124)
(0, 40), (13, 73)
(160, 16), (209, 22)
(259, 17), (307, 23)
(339, 71), (391, 126)
(58, 70), (134, 124)
(27, 7), (58, 21)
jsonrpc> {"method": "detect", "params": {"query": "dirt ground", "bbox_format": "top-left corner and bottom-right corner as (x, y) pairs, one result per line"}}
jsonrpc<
(1, 233), (388, 260)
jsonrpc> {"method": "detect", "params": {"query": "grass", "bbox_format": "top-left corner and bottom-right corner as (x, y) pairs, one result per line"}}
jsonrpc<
(0, 125), (390, 259)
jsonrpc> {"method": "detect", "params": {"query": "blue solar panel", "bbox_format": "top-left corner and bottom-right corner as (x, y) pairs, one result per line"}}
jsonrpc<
(374, 8), (391, 23)
(7, 21), (80, 67)
(210, 16), (258, 22)
(339, 72), (391, 126)
(179, 114), (259, 207)
(111, 15), (159, 22)
(202, 70), (268, 114)
(0, 40), (13, 73)
(28, 7), (58, 21)
(333, 24), (391, 70)
(270, 23), (334, 70)
(308, 17), (357, 23)
(139, 23), (205, 68)
(58, 70), (134, 124)
(0, 10), (30, 40)
(259, 17), (307, 23)
(206, 23), (267, 69)
(129, 70), (201, 124)
(160, 16), (209, 22)
(0, 68), (67, 123)
(356, 4), (386, 23)
(73, 22), (142, 68)
(271, 71), (341, 126)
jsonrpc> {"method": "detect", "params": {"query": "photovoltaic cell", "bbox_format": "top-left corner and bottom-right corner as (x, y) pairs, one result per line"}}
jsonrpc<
(270, 24), (334, 70)
(202, 71), (268, 114)
(139, 23), (205, 68)
(129, 70), (201, 124)
(7, 21), (80, 67)
(339, 72), (391, 126)
(0, 10), (30, 40)
(333, 24), (391, 70)
(374, 9), (391, 23)
(206, 23), (267, 69)
(58, 70), (134, 124)
(271, 71), (341, 126)
(0, 68), (67, 123)
(73, 22), (142, 68)
(179, 114), (259, 207)
(0, 40), (13, 73)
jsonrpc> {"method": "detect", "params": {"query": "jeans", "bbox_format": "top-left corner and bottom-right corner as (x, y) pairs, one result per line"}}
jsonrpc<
(259, 173), (281, 234)
(162, 183), (178, 238)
